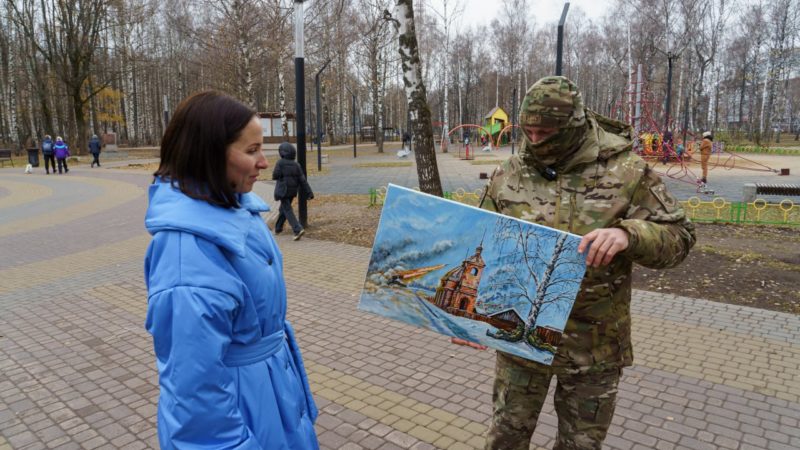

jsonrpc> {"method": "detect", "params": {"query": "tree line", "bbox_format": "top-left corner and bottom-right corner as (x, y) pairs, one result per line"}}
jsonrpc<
(1, 0), (798, 156)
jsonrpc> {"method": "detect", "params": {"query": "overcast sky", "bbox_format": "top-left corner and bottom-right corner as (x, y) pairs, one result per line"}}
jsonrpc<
(427, 0), (613, 29)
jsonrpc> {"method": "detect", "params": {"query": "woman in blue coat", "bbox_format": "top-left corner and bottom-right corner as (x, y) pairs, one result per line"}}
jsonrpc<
(144, 91), (319, 449)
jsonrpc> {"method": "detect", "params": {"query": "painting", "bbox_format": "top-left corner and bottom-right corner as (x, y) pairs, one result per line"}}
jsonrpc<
(358, 184), (587, 365)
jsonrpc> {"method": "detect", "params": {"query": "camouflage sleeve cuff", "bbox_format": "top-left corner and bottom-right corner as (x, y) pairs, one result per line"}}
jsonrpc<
(616, 218), (694, 269)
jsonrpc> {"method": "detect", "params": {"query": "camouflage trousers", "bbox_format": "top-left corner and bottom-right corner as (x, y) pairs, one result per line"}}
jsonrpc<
(485, 352), (622, 450)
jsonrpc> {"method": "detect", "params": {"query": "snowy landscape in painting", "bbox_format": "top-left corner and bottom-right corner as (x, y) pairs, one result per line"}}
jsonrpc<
(358, 184), (587, 364)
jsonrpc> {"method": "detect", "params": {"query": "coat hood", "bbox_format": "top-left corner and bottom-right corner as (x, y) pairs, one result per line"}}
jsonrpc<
(145, 180), (270, 257)
(278, 142), (296, 160)
(518, 110), (632, 173)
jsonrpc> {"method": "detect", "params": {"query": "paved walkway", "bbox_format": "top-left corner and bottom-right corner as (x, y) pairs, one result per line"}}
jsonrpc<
(1, 159), (799, 450)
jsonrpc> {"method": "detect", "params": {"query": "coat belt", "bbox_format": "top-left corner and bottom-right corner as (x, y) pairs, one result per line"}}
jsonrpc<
(223, 329), (286, 367)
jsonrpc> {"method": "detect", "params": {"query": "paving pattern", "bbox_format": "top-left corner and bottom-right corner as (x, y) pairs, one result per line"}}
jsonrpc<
(1, 155), (799, 450)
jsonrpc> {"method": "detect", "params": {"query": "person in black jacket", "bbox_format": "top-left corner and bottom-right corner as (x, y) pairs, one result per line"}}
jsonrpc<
(89, 134), (102, 167)
(272, 142), (313, 240)
(41, 135), (55, 174)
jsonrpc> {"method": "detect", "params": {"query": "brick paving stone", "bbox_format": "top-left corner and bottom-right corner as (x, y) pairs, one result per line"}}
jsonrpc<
(6, 431), (37, 448)
(335, 423), (359, 437)
(384, 430), (418, 448)
(621, 430), (657, 448)
(317, 414), (345, 431)
(654, 441), (675, 450)
(318, 430), (349, 448)
(360, 435), (387, 450)
(339, 444), (365, 450)
(677, 436), (717, 450)
(645, 426), (681, 443)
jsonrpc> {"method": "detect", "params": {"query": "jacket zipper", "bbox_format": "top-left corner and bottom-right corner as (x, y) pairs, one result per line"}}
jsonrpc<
(568, 192), (577, 233)
(553, 177), (561, 229)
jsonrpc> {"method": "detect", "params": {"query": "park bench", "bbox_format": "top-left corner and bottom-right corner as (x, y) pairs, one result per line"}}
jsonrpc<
(0, 149), (13, 167)
(743, 183), (800, 203)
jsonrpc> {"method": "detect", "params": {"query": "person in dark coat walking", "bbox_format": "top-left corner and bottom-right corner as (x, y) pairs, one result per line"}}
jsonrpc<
(272, 142), (313, 240)
(89, 134), (102, 167)
(41, 135), (55, 174)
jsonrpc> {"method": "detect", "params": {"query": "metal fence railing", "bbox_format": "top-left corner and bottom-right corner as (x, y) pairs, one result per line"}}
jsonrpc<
(369, 187), (484, 207)
(682, 197), (799, 226)
(369, 187), (800, 227)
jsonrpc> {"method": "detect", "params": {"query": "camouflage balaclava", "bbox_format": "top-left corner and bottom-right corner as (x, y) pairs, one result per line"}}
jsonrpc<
(519, 76), (588, 168)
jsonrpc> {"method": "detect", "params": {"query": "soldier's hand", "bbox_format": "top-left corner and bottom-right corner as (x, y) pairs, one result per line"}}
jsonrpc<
(578, 228), (629, 267)
(450, 337), (488, 350)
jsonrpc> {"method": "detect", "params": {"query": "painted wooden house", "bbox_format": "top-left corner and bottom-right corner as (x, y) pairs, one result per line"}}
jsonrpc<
(487, 307), (525, 332)
(534, 325), (563, 346)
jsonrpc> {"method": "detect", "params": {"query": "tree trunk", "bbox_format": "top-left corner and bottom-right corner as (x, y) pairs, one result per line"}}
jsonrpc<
(371, 45), (384, 153)
(8, 17), (21, 152)
(394, 0), (443, 197)
(377, 46), (388, 151)
(71, 84), (88, 155)
(442, 13), (449, 152)
(278, 53), (289, 139)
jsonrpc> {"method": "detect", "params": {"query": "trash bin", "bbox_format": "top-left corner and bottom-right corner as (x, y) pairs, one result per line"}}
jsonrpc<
(26, 148), (40, 167)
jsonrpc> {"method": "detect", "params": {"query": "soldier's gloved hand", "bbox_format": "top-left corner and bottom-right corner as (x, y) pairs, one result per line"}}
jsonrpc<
(578, 228), (630, 268)
(450, 337), (487, 350)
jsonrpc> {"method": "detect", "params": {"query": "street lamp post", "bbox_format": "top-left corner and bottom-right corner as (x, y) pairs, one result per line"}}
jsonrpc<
(294, 0), (308, 227)
(556, 2), (570, 76)
(352, 92), (357, 158)
(345, 85), (357, 158)
(664, 52), (678, 133)
(316, 59), (331, 172)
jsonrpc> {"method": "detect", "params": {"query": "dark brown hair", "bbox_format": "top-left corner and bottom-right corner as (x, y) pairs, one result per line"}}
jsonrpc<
(155, 90), (257, 208)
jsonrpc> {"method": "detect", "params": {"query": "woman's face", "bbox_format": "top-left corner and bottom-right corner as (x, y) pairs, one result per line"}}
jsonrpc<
(226, 116), (268, 193)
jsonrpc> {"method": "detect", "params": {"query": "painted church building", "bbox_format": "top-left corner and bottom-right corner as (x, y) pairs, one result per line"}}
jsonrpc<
(433, 243), (485, 318)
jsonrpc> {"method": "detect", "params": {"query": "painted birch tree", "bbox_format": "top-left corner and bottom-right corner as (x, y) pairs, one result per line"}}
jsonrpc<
(484, 218), (583, 347)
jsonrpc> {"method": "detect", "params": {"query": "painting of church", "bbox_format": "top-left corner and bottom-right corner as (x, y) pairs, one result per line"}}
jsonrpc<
(432, 242), (485, 321)
(358, 184), (586, 365)
(430, 243), (527, 333)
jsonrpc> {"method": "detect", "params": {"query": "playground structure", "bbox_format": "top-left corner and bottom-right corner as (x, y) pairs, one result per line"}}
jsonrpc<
(440, 124), (495, 160)
(439, 106), (518, 157)
(614, 65), (782, 195)
(433, 65), (785, 197)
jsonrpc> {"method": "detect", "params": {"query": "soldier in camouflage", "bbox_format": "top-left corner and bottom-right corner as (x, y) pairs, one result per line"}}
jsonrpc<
(479, 76), (696, 450)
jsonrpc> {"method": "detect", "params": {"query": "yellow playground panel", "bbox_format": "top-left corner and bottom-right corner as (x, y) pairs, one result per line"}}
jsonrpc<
(371, 187), (799, 226)
(682, 197), (800, 226)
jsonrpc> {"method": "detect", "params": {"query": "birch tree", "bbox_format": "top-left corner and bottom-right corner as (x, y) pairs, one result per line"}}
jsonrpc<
(391, 0), (443, 196)
(429, 0), (463, 151)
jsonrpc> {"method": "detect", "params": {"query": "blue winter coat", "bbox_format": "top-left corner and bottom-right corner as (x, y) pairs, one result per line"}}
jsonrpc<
(144, 180), (319, 449)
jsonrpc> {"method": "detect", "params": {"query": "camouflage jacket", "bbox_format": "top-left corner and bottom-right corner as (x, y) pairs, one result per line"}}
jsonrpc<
(481, 113), (696, 371)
